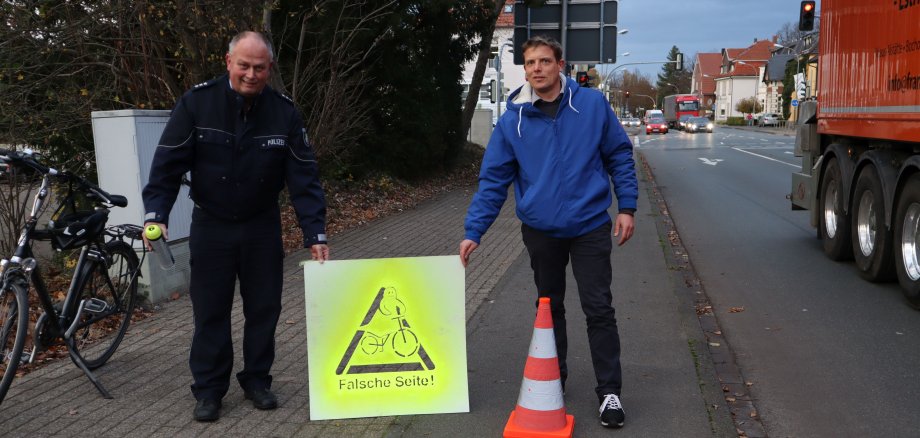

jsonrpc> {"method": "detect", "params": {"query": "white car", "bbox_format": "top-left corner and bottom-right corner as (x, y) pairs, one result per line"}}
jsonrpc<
(620, 118), (641, 128)
(758, 113), (782, 127)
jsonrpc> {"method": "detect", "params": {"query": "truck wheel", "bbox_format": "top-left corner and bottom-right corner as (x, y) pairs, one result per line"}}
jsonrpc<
(819, 157), (853, 260)
(894, 174), (920, 309)
(851, 166), (895, 281)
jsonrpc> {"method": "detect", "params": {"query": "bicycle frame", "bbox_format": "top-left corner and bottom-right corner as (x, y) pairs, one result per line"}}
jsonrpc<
(0, 160), (137, 399)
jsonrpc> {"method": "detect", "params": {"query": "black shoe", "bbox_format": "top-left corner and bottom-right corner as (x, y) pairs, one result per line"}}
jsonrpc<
(599, 393), (625, 428)
(193, 398), (221, 422)
(244, 388), (278, 410)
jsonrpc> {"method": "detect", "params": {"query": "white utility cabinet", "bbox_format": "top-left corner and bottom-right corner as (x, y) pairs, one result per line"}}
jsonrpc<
(91, 110), (192, 304)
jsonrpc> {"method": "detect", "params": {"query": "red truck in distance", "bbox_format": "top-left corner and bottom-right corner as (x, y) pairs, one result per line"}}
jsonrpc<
(662, 94), (701, 128)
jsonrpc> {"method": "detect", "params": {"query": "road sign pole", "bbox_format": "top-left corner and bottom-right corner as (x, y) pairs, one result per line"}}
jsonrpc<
(561, 0), (568, 62)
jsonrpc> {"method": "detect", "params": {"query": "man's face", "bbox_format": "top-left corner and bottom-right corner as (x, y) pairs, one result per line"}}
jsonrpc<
(225, 36), (272, 98)
(523, 45), (564, 95)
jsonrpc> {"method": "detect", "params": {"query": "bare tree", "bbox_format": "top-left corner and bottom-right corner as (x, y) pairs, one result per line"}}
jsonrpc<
(275, 1), (396, 170)
(461, 0), (506, 140)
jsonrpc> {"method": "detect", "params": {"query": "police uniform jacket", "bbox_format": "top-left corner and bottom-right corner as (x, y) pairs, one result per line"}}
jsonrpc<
(142, 75), (327, 247)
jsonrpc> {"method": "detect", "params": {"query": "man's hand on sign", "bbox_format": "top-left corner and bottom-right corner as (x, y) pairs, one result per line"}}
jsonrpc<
(459, 239), (479, 268)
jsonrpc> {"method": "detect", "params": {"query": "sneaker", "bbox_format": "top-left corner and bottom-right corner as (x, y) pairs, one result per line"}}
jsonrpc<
(599, 393), (625, 428)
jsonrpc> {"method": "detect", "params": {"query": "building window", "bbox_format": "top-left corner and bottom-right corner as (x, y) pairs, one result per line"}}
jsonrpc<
(504, 5), (513, 13)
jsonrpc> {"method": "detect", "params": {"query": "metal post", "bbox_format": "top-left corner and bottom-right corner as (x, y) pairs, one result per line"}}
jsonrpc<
(561, 0), (568, 61)
(495, 50), (502, 120)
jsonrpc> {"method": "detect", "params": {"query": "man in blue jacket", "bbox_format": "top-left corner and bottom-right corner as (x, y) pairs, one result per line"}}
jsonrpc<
(459, 36), (637, 429)
(143, 31), (329, 422)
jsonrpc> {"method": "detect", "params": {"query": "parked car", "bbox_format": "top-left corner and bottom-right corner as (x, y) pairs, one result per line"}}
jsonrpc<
(685, 117), (714, 133)
(677, 114), (694, 130)
(646, 117), (668, 134)
(758, 113), (782, 127)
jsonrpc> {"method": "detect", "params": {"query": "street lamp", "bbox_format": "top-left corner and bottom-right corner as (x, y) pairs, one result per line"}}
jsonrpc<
(665, 82), (680, 94)
(634, 93), (657, 109)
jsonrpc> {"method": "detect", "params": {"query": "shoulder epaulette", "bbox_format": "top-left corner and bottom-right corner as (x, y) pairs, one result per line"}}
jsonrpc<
(191, 77), (221, 92)
(274, 89), (295, 106)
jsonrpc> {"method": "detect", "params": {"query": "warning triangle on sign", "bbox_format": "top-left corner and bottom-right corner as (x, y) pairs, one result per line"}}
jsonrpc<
(336, 287), (436, 375)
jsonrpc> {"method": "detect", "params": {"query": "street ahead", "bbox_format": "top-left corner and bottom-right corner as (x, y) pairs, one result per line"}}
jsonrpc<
(637, 126), (920, 437)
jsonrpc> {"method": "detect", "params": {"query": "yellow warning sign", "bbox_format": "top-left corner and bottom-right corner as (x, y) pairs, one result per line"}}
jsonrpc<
(303, 256), (468, 420)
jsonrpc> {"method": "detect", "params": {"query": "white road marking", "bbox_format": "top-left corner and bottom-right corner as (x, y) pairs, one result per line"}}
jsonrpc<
(699, 158), (724, 166)
(732, 147), (799, 168)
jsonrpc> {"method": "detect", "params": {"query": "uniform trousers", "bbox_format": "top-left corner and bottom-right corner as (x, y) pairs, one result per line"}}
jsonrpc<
(188, 206), (284, 400)
(521, 221), (623, 400)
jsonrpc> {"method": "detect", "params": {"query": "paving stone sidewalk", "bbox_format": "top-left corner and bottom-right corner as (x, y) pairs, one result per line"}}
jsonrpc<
(0, 185), (523, 437)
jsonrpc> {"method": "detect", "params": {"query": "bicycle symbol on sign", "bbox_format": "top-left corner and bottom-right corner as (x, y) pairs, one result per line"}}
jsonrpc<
(359, 288), (419, 358)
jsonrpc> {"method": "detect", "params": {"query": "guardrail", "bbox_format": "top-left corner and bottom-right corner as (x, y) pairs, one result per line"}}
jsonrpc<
(754, 120), (795, 130)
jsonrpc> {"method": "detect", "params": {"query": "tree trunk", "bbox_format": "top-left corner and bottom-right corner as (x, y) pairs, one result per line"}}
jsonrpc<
(461, 0), (506, 141)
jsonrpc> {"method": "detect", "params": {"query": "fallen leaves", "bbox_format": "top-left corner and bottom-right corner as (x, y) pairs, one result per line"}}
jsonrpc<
(729, 306), (746, 313)
(280, 154), (481, 254)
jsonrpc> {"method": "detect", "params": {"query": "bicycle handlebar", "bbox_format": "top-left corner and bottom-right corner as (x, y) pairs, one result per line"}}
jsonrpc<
(0, 149), (127, 208)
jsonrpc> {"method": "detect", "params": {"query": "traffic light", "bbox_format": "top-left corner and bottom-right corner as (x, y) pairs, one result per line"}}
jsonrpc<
(799, 1), (816, 31)
(489, 79), (497, 103)
(675, 53), (684, 71)
(576, 71), (589, 87)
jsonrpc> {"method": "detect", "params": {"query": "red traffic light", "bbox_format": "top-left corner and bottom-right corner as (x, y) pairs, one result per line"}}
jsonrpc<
(799, 1), (816, 31)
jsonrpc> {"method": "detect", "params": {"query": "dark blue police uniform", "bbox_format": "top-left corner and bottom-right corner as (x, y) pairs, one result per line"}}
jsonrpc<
(142, 74), (326, 401)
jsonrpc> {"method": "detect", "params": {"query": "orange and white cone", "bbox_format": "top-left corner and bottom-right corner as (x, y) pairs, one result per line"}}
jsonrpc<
(503, 297), (574, 438)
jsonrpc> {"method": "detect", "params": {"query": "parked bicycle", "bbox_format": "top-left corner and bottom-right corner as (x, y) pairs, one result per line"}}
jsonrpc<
(0, 149), (144, 405)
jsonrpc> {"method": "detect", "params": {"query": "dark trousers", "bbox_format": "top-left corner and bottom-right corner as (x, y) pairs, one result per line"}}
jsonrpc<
(521, 221), (622, 400)
(188, 207), (284, 400)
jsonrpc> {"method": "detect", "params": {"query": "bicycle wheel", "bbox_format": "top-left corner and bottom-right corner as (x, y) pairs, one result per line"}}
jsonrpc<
(0, 280), (29, 404)
(69, 240), (138, 370)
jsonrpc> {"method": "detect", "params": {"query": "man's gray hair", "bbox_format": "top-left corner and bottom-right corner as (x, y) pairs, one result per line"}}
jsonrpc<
(228, 31), (275, 61)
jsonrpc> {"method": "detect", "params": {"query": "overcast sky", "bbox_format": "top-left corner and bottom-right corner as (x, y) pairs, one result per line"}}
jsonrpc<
(608, 0), (822, 78)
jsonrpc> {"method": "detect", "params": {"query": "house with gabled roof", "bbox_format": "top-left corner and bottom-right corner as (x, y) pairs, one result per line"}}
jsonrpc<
(762, 53), (795, 117)
(691, 53), (722, 117)
(713, 38), (777, 121)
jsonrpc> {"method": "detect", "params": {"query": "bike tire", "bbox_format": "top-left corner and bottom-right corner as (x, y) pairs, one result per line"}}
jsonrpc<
(0, 280), (29, 405)
(69, 240), (138, 370)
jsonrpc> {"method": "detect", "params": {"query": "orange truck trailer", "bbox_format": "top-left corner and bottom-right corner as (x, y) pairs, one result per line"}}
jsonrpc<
(791, 0), (920, 306)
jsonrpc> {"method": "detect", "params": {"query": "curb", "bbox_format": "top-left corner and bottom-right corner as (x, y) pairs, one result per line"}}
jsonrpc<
(637, 150), (768, 438)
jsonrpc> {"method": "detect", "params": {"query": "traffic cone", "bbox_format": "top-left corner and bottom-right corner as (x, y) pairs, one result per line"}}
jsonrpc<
(503, 297), (574, 438)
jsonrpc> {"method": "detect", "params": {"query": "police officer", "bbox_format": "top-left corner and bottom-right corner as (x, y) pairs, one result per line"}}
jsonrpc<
(142, 31), (329, 422)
